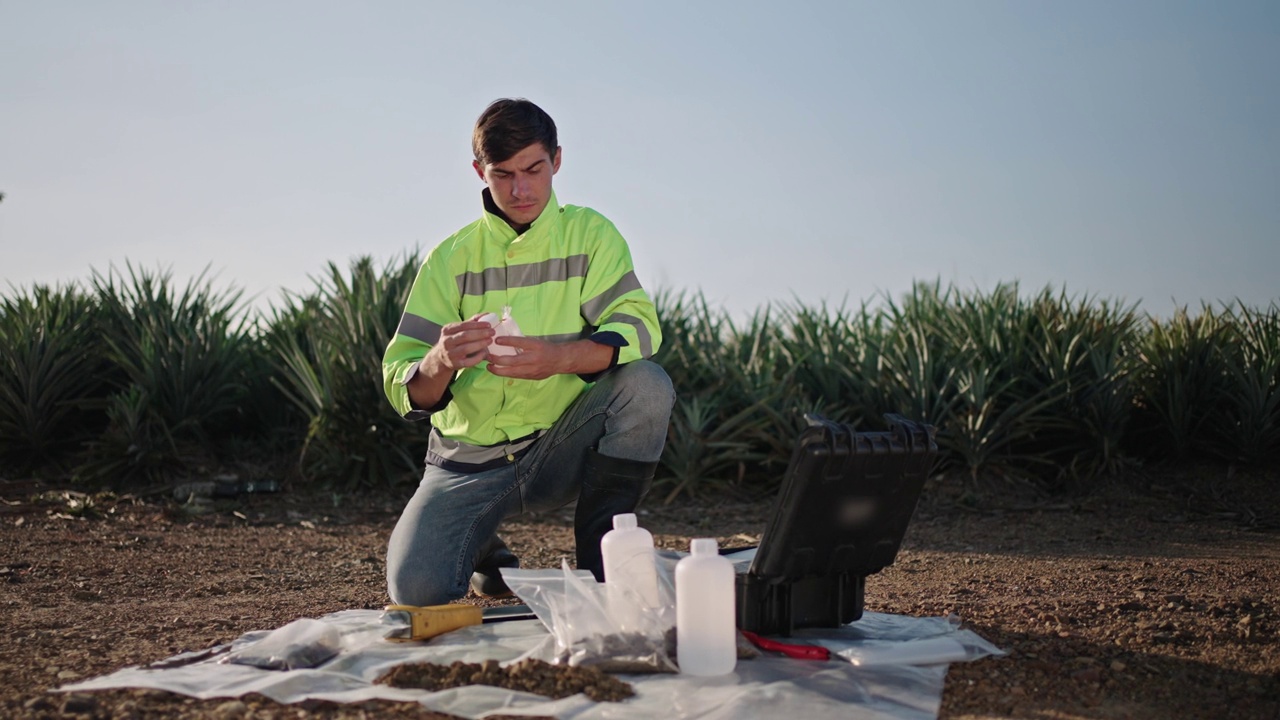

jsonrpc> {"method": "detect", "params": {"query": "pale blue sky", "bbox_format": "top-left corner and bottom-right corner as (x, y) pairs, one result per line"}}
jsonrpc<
(3, 1), (1277, 318)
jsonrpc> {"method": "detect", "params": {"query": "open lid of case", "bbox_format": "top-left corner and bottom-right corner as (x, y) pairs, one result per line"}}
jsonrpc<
(747, 413), (937, 584)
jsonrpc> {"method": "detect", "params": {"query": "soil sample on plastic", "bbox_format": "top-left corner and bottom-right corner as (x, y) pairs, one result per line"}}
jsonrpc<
(557, 630), (679, 673)
(377, 658), (635, 703)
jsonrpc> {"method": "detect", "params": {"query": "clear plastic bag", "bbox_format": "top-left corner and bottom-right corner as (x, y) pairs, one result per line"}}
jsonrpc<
(222, 618), (342, 671)
(503, 557), (679, 673)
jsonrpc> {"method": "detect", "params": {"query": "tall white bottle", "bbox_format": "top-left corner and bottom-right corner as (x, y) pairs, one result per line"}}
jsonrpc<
(600, 513), (661, 631)
(676, 538), (737, 675)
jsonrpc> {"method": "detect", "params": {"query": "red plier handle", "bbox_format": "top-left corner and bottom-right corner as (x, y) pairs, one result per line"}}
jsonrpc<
(740, 630), (831, 661)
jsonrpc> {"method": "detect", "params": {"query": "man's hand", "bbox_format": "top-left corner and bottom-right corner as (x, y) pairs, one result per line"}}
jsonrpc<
(428, 315), (495, 371)
(486, 337), (613, 380)
(407, 315), (494, 409)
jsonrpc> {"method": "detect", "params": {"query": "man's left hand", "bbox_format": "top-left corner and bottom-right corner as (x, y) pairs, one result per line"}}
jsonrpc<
(484, 337), (566, 380)
(485, 337), (613, 380)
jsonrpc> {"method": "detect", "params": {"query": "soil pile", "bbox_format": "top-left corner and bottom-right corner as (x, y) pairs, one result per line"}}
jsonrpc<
(378, 658), (634, 702)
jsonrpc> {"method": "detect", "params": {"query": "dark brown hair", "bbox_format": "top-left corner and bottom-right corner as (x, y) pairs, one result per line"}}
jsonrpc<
(472, 98), (558, 166)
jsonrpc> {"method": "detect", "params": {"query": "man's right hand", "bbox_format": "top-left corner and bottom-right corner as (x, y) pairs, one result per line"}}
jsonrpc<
(407, 315), (495, 409)
(429, 315), (497, 371)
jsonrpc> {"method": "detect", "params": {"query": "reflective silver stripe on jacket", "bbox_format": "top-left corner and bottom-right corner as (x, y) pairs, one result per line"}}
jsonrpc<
(394, 313), (593, 348)
(396, 313), (443, 345)
(580, 271), (643, 323)
(395, 314), (591, 348)
(602, 311), (654, 357)
(455, 255), (591, 297)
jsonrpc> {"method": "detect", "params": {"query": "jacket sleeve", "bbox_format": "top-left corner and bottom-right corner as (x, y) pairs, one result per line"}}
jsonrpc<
(382, 246), (461, 419)
(579, 218), (662, 365)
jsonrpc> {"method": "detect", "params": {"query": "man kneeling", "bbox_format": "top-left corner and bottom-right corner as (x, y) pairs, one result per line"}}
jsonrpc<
(381, 98), (674, 606)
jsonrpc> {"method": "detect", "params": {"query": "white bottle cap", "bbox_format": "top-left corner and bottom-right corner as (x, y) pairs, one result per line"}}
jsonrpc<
(613, 513), (637, 530)
(690, 538), (718, 555)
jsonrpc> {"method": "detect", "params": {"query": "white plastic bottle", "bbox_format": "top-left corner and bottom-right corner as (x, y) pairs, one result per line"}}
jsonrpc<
(676, 538), (737, 675)
(601, 513), (661, 632)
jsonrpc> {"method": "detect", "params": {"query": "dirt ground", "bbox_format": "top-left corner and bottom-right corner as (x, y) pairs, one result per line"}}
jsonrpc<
(1, 471), (1277, 720)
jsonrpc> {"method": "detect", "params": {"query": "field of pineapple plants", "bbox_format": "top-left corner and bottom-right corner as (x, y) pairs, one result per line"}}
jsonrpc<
(3, 256), (1278, 500)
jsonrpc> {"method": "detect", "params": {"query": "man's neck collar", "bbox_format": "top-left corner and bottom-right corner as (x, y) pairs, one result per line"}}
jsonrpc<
(482, 188), (536, 235)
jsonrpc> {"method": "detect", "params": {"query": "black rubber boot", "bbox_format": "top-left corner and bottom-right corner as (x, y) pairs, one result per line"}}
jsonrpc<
(470, 534), (520, 599)
(574, 449), (659, 582)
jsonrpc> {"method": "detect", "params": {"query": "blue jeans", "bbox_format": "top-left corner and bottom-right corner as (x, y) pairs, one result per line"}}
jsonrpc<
(386, 360), (675, 606)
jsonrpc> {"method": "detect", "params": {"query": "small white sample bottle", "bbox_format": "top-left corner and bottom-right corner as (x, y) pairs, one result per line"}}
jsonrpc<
(600, 513), (661, 631)
(676, 538), (737, 675)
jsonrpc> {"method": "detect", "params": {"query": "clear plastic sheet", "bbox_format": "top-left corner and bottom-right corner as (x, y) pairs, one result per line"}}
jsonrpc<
(60, 608), (1003, 719)
(793, 612), (1006, 668)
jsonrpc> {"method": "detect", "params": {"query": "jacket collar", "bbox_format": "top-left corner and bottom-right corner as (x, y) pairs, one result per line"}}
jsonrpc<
(481, 188), (561, 240)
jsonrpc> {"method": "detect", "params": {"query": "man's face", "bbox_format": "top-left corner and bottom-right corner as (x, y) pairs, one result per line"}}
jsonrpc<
(474, 143), (561, 226)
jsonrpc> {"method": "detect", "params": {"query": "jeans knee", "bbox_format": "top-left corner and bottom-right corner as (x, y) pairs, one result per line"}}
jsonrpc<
(616, 360), (675, 416)
(387, 561), (463, 607)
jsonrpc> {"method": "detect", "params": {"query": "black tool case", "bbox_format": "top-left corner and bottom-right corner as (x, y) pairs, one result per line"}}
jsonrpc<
(735, 413), (937, 636)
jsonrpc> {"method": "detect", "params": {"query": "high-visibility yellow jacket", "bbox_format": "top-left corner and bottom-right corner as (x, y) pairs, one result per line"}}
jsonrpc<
(383, 190), (661, 454)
